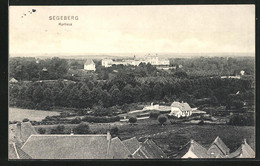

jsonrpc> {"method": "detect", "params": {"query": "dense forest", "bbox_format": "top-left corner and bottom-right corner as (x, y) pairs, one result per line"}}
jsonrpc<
(9, 56), (254, 115)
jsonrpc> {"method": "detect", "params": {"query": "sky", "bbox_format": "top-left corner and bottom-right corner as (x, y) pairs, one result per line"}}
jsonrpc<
(9, 5), (255, 57)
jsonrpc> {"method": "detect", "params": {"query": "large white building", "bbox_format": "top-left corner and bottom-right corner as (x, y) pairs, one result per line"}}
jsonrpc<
(101, 54), (169, 68)
(169, 101), (192, 118)
(84, 59), (96, 71)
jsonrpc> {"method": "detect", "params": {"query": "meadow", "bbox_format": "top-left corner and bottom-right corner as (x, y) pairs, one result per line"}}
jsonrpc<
(9, 107), (60, 122)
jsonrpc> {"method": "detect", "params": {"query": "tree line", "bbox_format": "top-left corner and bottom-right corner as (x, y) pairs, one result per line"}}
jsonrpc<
(9, 72), (253, 112)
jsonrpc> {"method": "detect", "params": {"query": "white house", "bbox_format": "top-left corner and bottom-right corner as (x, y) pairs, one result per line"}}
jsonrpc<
(9, 78), (18, 83)
(240, 70), (245, 76)
(102, 59), (113, 67)
(169, 101), (192, 118)
(143, 102), (159, 110)
(84, 59), (96, 71)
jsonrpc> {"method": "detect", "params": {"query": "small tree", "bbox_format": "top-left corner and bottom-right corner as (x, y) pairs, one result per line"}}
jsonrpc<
(71, 117), (82, 124)
(110, 126), (119, 137)
(74, 122), (90, 134)
(22, 118), (30, 122)
(38, 127), (46, 134)
(129, 116), (137, 125)
(150, 110), (160, 119)
(51, 125), (65, 134)
(158, 115), (167, 126)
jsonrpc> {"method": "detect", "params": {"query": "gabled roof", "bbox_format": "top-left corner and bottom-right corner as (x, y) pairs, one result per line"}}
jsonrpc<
(21, 134), (132, 159)
(9, 78), (18, 83)
(227, 139), (255, 158)
(9, 143), (32, 159)
(9, 122), (37, 143)
(122, 137), (141, 154)
(109, 137), (132, 159)
(171, 102), (191, 111)
(208, 136), (230, 155)
(85, 59), (95, 65)
(15, 143), (32, 159)
(178, 139), (210, 158)
(132, 138), (167, 159)
(21, 135), (109, 159)
(9, 143), (19, 159)
(215, 153), (224, 158)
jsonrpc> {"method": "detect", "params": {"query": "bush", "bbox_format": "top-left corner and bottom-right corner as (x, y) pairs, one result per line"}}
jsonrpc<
(73, 123), (90, 134)
(50, 125), (65, 134)
(82, 115), (120, 123)
(71, 117), (82, 124)
(149, 110), (160, 119)
(158, 115), (167, 126)
(38, 127), (46, 134)
(22, 118), (30, 122)
(60, 112), (70, 118)
(129, 116), (137, 125)
(110, 126), (119, 136)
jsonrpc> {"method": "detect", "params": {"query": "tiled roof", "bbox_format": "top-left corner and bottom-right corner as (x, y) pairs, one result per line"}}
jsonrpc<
(227, 140), (255, 158)
(178, 139), (210, 158)
(108, 137), (132, 159)
(215, 153), (224, 158)
(132, 138), (167, 159)
(21, 135), (131, 159)
(15, 143), (32, 159)
(9, 122), (37, 143)
(122, 137), (141, 154)
(85, 59), (95, 65)
(21, 135), (109, 159)
(9, 143), (19, 159)
(9, 142), (32, 159)
(171, 102), (191, 111)
(208, 136), (230, 155)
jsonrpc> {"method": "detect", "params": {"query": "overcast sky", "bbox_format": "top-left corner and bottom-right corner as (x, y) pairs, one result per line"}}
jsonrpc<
(9, 5), (255, 57)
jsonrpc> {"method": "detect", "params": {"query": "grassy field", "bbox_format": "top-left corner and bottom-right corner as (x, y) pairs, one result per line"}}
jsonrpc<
(116, 119), (255, 155)
(9, 107), (60, 121)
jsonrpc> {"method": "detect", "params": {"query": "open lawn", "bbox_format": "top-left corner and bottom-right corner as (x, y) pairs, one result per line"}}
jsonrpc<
(9, 107), (60, 122)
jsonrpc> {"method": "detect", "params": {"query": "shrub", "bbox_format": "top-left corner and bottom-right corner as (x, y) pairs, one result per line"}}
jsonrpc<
(71, 117), (82, 124)
(128, 116), (137, 125)
(73, 123), (90, 134)
(158, 115), (167, 126)
(50, 125), (65, 134)
(149, 110), (160, 119)
(82, 115), (120, 123)
(110, 126), (119, 136)
(60, 112), (70, 118)
(38, 127), (46, 134)
(22, 118), (30, 122)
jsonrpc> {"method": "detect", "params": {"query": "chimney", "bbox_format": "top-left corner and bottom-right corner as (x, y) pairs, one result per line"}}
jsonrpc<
(70, 129), (74, 135)
(243, 138), (247, 144)
(16, 122), (22, 141)
(106, 128), (112, 157)
(107, 130), (111, 141)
